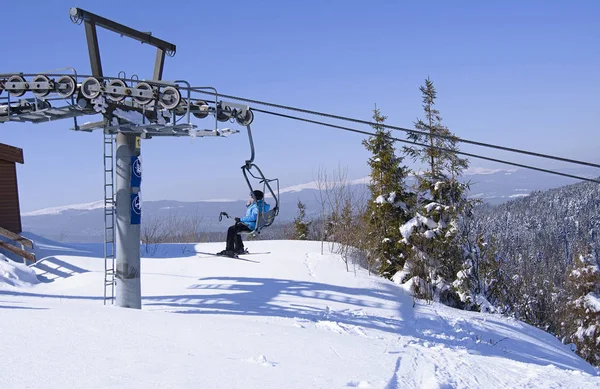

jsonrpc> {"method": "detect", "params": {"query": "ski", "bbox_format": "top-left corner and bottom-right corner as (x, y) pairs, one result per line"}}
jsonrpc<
(195, 251), (261, 263)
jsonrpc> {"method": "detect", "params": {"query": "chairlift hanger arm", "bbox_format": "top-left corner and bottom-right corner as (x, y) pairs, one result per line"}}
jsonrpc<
(245, 124), (255, 167)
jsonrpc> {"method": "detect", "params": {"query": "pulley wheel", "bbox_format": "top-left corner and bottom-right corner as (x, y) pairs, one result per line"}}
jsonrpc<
(174, 99), (188, 116)
(235, 109), (254, 126)
(159, 86), (181, 110)
(132, 82), (154, 105)
(192, 100), (209, 119)
(80, 77), (102, 99)
(107, 79), (127, 102)
(31, 75), (52, 97)
(56, 76), (76, 98)
(6, 75), (26, 97)
(217, 105), (232, 122)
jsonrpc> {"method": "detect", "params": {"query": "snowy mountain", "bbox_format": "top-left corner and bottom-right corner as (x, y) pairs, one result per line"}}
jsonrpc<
(0, 237), (598, 388)
(22, 167), (599, 242)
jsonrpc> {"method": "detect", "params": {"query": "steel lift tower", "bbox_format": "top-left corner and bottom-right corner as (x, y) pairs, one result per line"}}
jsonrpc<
(0, 8), (257, 309)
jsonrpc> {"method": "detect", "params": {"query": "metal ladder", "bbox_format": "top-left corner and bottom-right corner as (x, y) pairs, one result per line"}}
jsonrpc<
(103, 129), (116, 304)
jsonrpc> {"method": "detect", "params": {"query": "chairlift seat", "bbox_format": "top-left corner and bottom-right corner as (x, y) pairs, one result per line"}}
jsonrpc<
(238, 207), (278, 236)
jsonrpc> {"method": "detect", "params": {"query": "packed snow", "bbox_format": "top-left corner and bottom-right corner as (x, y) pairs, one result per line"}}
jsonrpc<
(1, 236), (598, 388)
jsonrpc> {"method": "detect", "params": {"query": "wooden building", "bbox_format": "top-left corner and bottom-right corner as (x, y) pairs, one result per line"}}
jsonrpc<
(0, 143), (24, 234)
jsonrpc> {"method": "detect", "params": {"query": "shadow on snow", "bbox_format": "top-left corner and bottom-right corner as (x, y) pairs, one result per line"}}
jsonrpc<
(144, 276), (596, 375)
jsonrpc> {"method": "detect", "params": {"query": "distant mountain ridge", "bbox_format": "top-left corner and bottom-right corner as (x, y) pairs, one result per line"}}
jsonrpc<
(22, 167), (598, 242)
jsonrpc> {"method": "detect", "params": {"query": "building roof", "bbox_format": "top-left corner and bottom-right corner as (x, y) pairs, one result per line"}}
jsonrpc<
(0, 143), (24, 164)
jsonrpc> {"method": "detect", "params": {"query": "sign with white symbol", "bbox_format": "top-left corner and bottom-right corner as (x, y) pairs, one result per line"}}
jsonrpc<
(131, 193), (141, 225)
(131, 156), (142, 188)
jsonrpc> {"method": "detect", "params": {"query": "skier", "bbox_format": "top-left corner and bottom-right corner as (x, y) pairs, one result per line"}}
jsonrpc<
(218, 190), (270, 257)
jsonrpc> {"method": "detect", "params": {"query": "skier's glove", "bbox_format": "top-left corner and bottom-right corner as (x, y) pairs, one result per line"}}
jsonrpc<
(235, 217), (241, 223)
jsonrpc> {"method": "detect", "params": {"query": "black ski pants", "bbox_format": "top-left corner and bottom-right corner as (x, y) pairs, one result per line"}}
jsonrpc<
(226, 222), (252, 252)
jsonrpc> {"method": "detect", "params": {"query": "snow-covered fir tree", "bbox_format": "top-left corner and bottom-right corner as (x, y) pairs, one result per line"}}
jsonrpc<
(397, 78), (472, 306)
(362, 107), (412, 277)
(560, 250), (600, 366)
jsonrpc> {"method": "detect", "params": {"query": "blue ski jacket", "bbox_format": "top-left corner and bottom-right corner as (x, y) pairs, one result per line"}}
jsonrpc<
(240, 200), (271, 230)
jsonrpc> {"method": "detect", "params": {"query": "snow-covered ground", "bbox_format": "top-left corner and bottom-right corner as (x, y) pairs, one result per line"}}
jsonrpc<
(1, 237), (598, 389)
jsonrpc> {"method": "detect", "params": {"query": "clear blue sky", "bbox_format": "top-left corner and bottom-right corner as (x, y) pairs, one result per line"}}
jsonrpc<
(2, 0), (599, 212)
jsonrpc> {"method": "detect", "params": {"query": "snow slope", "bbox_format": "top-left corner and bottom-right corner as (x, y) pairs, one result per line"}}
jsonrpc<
(1, 238), (598, 389)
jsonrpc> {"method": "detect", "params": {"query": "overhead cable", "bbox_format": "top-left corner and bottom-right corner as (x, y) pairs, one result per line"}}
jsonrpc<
(252, 108), (600, 185)
(192, 89), (600, 170)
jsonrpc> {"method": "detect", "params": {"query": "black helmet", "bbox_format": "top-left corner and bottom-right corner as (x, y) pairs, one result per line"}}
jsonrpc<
(252, 190), (264, 201)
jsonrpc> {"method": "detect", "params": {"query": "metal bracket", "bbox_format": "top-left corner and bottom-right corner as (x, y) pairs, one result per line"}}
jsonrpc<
(70, 7), (176, 83)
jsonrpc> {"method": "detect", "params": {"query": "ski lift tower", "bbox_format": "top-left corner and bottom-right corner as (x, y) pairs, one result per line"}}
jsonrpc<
(0, 8), (254, 309)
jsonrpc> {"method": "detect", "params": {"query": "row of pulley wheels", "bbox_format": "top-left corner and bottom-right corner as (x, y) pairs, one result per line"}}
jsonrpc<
(0, 75), (182, 110)
(0, 74), (254, 124)
(1, 75), (77, 98)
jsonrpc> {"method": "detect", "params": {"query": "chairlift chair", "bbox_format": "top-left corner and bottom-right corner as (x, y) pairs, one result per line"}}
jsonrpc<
(239, 123), (280, 236)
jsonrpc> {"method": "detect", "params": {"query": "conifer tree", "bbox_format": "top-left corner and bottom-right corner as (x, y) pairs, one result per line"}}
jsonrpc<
(560, 251), (600, 366)
(399, 78), (472, 305)
(404, 77), (470, 206)
(293, 200), (311, 240)
(362, 106), (412, 277)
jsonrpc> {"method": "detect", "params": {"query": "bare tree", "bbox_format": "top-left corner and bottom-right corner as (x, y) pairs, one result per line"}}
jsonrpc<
(141, 216), (163, 256)
(314, 165), (330, 255)
(315, 165), (369, 273)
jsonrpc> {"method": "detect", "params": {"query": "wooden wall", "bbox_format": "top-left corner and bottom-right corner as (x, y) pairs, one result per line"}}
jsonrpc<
(0, 144), (23, 234)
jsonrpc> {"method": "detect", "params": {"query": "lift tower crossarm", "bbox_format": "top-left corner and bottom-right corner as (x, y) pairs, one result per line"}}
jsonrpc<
(69, 8), (176, 55)
(69, 7), (176, 80)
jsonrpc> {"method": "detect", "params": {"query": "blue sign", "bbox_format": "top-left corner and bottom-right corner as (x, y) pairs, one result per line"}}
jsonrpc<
(131, 156), (142, 188)
(131, 193), (141, 225)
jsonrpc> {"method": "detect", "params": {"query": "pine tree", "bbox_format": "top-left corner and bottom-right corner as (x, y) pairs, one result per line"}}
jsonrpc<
(399, 78), (472, 305)
(362, 106), (412, 277)
(293, 200), (311, 240)
(404, 77), (470, 206)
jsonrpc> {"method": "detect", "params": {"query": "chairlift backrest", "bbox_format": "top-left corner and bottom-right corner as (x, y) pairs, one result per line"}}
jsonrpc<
(256, 207), (277, 230)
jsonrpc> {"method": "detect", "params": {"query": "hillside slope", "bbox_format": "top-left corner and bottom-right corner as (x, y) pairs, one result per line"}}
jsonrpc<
(0, 239), (598, 388)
